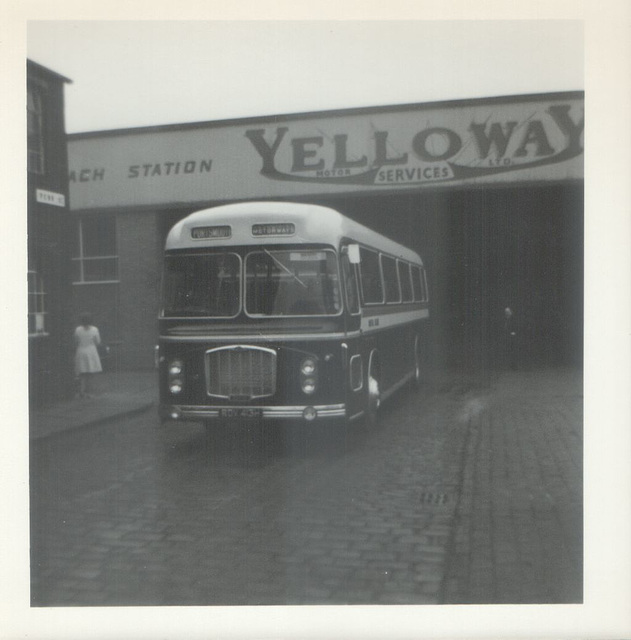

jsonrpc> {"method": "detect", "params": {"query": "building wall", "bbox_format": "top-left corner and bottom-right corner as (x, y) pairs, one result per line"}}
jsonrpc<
(71, 210), (162, 370)
(117, 211), (162, 369)
(28, 61), (74, 407)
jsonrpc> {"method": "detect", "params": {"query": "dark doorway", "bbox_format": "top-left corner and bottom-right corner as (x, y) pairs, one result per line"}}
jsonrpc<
(325, 185), (583, 374)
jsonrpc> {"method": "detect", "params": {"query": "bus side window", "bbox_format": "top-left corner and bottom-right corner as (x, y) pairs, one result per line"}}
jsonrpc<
(342, 252), (360, 315)
(412, 265), (423, 302)
(359, 247), (384, 304)
(399, 261), (413, 302)
(381, 255), (401, 303)
(421, 267), (429, 302)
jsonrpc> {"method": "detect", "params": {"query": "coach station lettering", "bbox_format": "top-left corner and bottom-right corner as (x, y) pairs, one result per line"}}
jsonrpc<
(69, 168), (106, 183)
(245, 104), (583, 187)
(69, 159), (213, 183)
(128, 159), (212, 178)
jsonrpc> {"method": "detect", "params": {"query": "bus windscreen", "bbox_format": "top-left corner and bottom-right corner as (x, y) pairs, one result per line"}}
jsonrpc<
(162, 253), (241, 317)
(245, 249), (341, 317)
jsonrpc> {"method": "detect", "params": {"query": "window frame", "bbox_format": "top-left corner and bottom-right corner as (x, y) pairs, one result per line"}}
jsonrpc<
(27, 85), (45, 175)
(244, 248), (343, 319)
(381, 254), (402, 304)
(398, 260), (414, 303)
(341, 250), (361, 316)
(411, 265), (429, 303)
(358, 246), (384, 306)
(28, 269), (48, 337)
(420, 267), (429, 302)
(72, 217), (120, 285)
(162, 251), (243, 319)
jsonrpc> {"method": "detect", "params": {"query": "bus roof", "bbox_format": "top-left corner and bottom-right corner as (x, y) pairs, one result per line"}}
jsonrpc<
(165, 201), (423, 264)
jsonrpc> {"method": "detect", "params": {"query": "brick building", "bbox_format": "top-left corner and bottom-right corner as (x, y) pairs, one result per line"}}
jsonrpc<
(28, 60), (74, 406)
(67, 92), (584, 373)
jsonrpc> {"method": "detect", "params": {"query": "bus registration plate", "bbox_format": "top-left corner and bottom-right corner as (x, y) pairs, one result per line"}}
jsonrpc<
(219, 408), (262, 419)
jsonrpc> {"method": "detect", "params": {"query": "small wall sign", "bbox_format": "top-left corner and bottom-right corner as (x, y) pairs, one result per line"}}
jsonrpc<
(36, 189), (66, 207)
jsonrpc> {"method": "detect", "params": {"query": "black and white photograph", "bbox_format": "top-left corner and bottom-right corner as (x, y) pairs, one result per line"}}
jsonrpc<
(3, 2), (631, 639)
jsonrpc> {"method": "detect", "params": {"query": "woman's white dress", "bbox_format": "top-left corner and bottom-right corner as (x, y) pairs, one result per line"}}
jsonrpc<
(74, 325), (103, 375)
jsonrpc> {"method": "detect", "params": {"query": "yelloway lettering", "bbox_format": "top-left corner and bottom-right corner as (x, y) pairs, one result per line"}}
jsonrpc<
(245, 104), (583, 180)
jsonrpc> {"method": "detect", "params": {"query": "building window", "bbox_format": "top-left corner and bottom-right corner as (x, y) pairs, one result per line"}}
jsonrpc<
(28, 270), (47, 336)
(27, 86), (45, 174)
(72, 216), (119, 284)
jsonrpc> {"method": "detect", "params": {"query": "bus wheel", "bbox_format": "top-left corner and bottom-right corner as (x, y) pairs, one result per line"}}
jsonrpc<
(366, 356), (381, 428)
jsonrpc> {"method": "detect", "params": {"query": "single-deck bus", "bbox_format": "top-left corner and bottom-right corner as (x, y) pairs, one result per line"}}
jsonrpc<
(158, 202), (430, 429)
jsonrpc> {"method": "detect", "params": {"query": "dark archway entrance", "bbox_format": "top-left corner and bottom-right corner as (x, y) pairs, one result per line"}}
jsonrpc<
(323, 184), (583, 374)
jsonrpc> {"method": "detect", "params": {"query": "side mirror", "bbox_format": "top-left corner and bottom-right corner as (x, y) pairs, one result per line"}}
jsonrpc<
(344, 244), (361, 264)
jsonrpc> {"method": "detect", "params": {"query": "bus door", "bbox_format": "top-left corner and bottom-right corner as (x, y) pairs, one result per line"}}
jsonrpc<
(340, 244), (365, 421)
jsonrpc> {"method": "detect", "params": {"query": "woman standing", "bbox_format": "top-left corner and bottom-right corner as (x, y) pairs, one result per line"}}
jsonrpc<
(74, 313), (102, 398)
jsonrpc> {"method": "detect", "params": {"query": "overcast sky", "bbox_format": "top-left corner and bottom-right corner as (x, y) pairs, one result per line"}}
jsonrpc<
(27, 20), (584, 134)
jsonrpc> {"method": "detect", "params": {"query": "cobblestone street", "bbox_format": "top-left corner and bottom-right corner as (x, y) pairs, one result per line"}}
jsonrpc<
(443, 369), (583, 603)
(29, 367), (582, 606)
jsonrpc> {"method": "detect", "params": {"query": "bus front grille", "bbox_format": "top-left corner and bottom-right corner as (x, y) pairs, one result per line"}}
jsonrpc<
(205, 346), (277, 400)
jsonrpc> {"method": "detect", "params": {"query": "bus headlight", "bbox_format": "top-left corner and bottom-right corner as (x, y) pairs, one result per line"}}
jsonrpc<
(168, 360), (184, 394)
(169, 380), (183, 394)
(300, 357), (318, 394)
(300, 358), (316, 376)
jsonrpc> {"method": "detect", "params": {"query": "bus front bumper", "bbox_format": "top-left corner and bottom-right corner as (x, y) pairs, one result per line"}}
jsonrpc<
(161, 403), (346, 422)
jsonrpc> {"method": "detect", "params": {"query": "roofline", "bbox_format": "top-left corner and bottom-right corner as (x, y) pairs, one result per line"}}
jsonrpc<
(27, 59), (73, 84)
(68, 90), (584, 140)
(165, 202), (423, 263)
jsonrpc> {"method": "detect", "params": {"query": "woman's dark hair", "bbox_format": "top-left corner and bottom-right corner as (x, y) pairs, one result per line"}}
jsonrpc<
(79, 313), (93, 327)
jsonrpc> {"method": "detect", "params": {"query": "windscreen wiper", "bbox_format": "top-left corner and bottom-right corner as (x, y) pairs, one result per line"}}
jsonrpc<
(263, 249), (308, 289)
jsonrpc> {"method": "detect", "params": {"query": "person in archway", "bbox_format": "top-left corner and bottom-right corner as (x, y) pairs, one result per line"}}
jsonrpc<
(502, 306), (518, 370)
